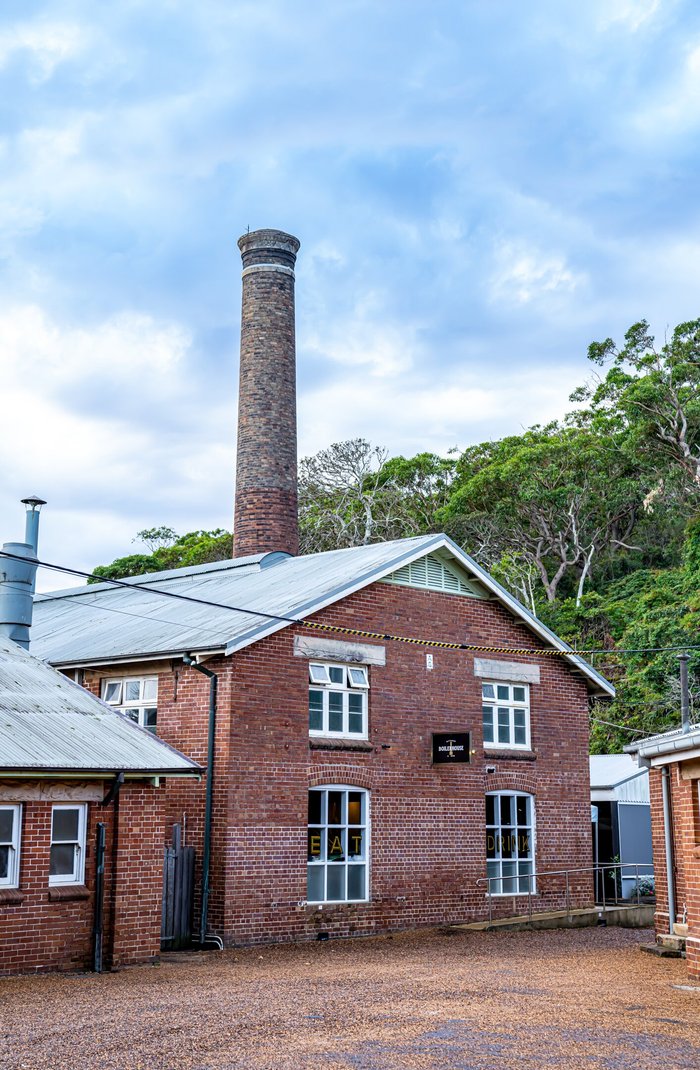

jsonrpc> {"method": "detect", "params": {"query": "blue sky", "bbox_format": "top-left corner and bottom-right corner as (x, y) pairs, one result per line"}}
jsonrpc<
(2, 0), (699, 584)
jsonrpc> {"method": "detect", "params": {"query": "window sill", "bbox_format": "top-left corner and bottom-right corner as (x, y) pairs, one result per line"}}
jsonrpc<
(0, 889), (24, 905)
(310, 737), (374, 752)
(48, 884), (90, 902)
(483, 749), (536, 762)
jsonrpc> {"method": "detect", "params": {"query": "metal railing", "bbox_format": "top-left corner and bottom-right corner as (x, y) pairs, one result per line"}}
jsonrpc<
(476, 862), (654, 926)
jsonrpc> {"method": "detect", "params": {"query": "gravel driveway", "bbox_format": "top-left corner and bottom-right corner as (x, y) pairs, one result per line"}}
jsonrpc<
(0, 927), (698, 1070)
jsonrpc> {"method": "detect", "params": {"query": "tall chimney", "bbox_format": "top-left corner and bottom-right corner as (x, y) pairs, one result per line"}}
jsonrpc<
(234, 228), (300, 558)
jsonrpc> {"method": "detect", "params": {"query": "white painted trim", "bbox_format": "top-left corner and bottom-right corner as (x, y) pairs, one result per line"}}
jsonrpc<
(474, 659), (541, 684)
(242, 264), (295, 278)
(294, 635), (385, 666)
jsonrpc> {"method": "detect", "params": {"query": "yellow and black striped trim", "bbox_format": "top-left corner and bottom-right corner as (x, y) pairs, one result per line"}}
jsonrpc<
(301, 619), (579, 658)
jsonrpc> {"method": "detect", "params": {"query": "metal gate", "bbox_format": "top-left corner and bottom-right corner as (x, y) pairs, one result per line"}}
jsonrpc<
(161, 825), (196, 950)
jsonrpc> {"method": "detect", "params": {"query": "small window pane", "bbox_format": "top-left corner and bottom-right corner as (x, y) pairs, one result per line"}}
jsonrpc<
(328, 693), (343, 732)
(482, 683), (495, 699)
(144, 707), (157, 729)
(0, 846), (9, 879)
(0, 811), (13, 841)
(347, 828), (364, 859)
(348, 692), (363, 713)
(348, 792), (363, 824)
(327, 792), (343, 825)
(50, 843), (76, 876)
(308, 791), (323, 824)
(482, 706), (494, 743)
(500, 795), (513, 825)
(104, 681), (122, 703)
(516, 796), (529, 825)
(309, 691), (323, 731)
(307, 866), (324, 902)
(327, 866), (344, 901)
(347, 865), (365, 900)
(52, 809), (79, 842)
(124, 680), (141, 701)
(125, 709), (139, 723)
(496, 685), (509, 700)
(329, 666), (344, 684)
(309, 664), (329, 684)
(514, 724), (526, 745)
(513, 686), (526, 702)
(348, 713), (363, 734)
(485, 795), (495, 826)
(307, 829), (323, 862)
(518, 832), (531, 857)
(143, 678), (158, 701)
(348, 667), (368, 688)
(327, 828), (345, 861)
(498, 709), (510, 744)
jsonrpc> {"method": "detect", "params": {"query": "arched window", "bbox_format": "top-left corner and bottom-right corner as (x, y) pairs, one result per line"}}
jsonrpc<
(485, 792), (535, 895)
(307, 786), (369, 903)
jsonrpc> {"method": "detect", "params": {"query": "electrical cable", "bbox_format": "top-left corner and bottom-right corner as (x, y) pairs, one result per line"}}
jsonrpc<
(2, 548), (700, 660)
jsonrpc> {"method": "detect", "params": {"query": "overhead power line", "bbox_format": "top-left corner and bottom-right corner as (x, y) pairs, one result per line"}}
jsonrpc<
(2, 549), (699, 660)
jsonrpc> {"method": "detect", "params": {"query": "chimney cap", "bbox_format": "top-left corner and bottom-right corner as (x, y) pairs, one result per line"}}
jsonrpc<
(21, 496), (47, 511)
(237, 229), (300, 257)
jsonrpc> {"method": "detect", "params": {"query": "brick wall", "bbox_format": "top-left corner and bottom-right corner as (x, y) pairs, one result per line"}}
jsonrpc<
(138, 578), (594, 946)
(649, 764), (700, 980)
(0, 781), (165, 975)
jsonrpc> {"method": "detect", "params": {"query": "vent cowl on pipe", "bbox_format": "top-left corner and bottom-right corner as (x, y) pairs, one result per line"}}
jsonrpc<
(0, 497), (46, 649)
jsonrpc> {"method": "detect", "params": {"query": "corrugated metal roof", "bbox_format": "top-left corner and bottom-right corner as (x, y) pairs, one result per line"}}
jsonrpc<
(590, 754), (649, 801)
(30, 534), (613, 696)
(0, 635), (201, 775)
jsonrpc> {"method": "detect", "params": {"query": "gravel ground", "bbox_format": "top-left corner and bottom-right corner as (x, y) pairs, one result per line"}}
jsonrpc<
(0, 927), (698, 1070)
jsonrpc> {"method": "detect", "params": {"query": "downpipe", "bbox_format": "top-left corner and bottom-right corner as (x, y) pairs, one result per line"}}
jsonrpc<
(183, 654), (219, 949)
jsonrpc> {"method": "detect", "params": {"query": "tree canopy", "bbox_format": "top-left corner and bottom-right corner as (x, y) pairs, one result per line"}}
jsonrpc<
(92, 318), (700, 752)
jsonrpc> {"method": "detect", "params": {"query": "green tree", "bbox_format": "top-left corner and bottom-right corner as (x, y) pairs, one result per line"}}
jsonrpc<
(90, 528), (232, 582)
(573, 319), (700, 499)
(443, 425), (644, 605)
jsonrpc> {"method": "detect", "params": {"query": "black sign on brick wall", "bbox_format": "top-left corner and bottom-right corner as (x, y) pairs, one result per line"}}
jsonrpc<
(432, 732), (471, 764)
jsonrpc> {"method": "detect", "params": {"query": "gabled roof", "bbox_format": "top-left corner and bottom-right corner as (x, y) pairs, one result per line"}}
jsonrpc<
(30, 534), (614, 696)
(0, 635), (201, 776)
(589, 754), (648, 791)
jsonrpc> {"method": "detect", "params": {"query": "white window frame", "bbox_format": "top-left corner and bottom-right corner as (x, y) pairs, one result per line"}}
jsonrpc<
(102, 675), (158, 732)
(482, 681), (531, 750)
(486, 791), (535, 896)
(307, 786), (369, 904)
(308, 662), (369, 739)
(0, 805), (21, 889)
(49, 804), (87, 886)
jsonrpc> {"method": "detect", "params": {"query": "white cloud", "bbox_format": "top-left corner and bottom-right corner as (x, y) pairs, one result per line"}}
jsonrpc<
(0, 305), (235, 586)
(489, 242), (585, 306)
(0, 21), (90, 83)
(303, 292), (418, 378)
(299, 362), (586, 460)
(598, 0), (662, 33)
(633, 41), (700, 135)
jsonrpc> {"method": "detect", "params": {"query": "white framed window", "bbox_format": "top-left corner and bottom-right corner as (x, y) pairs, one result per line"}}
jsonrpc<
(307, 787), (369, 903)
(49, 804), (87, 886)
(102, 675), (158, 732)
(482, 681), (530, 749)
(0, 805), (21, 888)
(308, 663), (369, 738)
(486, 792), (535, 895)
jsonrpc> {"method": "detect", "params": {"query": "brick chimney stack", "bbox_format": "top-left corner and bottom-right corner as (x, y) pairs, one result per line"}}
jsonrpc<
(233, 228), (301, 557)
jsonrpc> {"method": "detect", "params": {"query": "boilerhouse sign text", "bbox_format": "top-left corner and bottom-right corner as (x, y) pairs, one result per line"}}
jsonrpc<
(432, 732), (471, 764)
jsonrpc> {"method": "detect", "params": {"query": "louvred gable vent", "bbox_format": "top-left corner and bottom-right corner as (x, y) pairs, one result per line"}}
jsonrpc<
(383, 554), (479, 596)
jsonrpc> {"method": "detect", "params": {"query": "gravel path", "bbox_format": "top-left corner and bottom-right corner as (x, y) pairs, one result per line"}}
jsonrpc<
(0, 927), (698, 1069)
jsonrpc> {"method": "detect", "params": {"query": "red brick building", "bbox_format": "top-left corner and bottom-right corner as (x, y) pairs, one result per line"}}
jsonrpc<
(31, 534), (613, 947)
(0, 634), (200, 975)
(627, 726), (700, 980)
